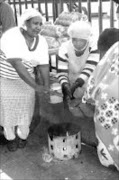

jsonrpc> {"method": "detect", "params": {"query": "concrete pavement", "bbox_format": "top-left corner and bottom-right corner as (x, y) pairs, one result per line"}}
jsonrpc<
(0, 116), (119, 180)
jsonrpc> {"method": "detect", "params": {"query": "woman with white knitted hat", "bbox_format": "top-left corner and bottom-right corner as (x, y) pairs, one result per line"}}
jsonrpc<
(0, 8), (50, 151)
(56, 20), (99, 105)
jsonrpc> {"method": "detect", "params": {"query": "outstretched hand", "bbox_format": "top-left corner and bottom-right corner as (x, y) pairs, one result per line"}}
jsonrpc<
(62, 83), (73, 108)
(71, 78), (84, 97)
(62, 83), (72, 99)
(36, 85), (50, 100)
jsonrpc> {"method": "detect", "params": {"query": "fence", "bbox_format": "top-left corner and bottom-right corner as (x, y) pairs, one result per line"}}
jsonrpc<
(8, 0), (116, 34)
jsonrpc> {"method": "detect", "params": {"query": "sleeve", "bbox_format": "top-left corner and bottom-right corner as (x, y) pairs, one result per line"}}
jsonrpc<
(56, 42), (69, 85)
(1, 29), (22, 59)
(78, 37), (99, 86)
(1, 3), (15, 33)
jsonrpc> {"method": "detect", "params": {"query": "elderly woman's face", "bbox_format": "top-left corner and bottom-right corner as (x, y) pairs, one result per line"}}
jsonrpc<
(25, 16), (42, 37)
(72, 38), (87, 51)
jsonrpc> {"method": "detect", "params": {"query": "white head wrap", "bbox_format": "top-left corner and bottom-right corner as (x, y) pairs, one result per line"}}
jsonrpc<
(19, 8), (43, 29)
(67, 21), (92, 40)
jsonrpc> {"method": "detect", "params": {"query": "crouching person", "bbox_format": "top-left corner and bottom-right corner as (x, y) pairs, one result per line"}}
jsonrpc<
(56, 21), (99, 106)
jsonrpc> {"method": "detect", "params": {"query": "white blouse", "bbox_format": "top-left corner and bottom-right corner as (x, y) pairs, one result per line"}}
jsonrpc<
(0, 27), (49, 79)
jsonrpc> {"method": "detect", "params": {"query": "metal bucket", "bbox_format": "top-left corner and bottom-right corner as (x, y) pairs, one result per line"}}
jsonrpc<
(48, 123), (81, 160)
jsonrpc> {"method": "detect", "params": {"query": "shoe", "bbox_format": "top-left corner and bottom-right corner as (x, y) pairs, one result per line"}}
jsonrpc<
(17, 137), (27, 149)
(7, 139), (18, 152)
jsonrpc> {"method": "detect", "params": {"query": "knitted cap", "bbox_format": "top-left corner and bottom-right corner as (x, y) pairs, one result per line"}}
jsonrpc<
(67, 21), (92, 40)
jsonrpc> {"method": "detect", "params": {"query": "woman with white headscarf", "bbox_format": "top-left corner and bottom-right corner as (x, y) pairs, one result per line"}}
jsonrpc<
(56, 21), (99, 105)
(0, 8), (50, 151)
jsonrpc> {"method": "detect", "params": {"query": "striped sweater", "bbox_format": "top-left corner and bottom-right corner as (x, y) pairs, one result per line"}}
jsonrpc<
(0, 27), (49, 79)
(0, 50), (34, 79)
(56, 39), (99, 86)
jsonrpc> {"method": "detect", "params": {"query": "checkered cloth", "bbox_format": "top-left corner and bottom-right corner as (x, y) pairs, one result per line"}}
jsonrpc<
(0, 77), (35, 127)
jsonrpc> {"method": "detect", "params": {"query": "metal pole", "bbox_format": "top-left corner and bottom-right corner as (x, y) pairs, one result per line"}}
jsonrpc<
(44, 0), (49, 21)
(98, 0), (103, 34)
(59, 0), (64, 14)
(13, 0), (18, 25)
(110, 0), (114, 27)
(78, 0), (82, 13)
(87, 0), (91, 22)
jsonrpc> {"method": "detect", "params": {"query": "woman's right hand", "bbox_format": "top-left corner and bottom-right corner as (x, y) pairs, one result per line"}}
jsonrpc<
(36, 85), (49, 95)
(36, 85), (50, 104)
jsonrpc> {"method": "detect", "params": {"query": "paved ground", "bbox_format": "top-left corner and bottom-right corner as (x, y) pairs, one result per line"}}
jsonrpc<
(0, 101), (119, 180)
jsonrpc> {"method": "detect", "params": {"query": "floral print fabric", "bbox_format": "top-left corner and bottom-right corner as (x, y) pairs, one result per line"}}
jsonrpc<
(83, 42), (119, 170)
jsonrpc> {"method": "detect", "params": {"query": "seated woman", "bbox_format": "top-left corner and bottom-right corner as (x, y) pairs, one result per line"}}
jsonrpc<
(0, 8), (50, 151)
(83, 28), (119, 170)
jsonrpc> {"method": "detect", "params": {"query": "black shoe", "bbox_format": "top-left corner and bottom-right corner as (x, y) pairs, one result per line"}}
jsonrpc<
(17, 137), (27, 149)
(7, 139), (18, 152)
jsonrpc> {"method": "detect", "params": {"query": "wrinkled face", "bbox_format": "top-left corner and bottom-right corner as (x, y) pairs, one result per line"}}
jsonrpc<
(72, 38), (87, 51)
(25, 16), (42, 38)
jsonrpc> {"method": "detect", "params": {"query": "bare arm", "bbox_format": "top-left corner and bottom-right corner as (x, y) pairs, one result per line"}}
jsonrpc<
(7, 58), (44, 93)
(37, 64), (50, 88)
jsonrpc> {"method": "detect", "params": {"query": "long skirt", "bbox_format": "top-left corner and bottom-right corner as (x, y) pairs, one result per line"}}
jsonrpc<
(0, 77), (35, 127)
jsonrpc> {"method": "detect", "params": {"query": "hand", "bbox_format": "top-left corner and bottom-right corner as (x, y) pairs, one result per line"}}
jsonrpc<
(36, 85), (49, 96)
(62, 83), (72, 108)
(71, 78), (84, 96)
(62, 83), (72, 99)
